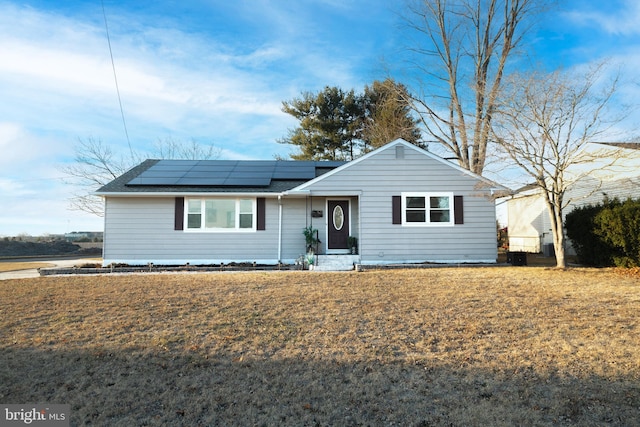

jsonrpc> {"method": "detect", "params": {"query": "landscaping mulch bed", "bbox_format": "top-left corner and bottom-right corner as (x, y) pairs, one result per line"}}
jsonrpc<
(38, 262), (302, 276)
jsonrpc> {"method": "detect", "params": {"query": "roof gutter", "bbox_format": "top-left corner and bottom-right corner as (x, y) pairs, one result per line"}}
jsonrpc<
(283, 189), (362, 197)
(94, 191), (284, 198)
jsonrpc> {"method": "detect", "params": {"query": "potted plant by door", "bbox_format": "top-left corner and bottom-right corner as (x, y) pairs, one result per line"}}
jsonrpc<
(303, 225), (320, 253)
(305, 251), (316, 270)
(347, 236), (358, 255)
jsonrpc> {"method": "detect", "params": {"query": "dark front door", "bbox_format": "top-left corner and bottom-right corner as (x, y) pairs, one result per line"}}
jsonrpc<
(328, 200), (349, 251)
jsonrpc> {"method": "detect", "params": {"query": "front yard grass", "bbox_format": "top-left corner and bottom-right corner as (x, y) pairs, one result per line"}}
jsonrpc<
(0, 262), (55, 272)
(1, 267), (639, 426)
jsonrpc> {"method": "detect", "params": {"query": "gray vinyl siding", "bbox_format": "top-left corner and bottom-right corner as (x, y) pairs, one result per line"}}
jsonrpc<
(309, 196), (359, 253)
(103, 196), (358, 265)
(278, 196), (360, 259)
(103, 141), (499, 265)
(565, 176), (640, 210)
(509, 176), (640, 254)
(103, 196), (282, 265)
(303, 143), (498, 263)
(279, 198), (308, 261)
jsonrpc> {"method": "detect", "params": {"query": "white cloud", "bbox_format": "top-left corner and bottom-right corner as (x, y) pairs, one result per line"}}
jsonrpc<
(0, 3), (301, 155)
(0, 1), (392, 235)
(565, 1), (640, 36)
(0, 40), (112, 92)
(0, 123), (63, 170)
(0, 177), (33, 197)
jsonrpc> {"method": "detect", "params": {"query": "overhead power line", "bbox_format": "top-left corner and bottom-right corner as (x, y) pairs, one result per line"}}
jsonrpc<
(101, 0), (134, 159)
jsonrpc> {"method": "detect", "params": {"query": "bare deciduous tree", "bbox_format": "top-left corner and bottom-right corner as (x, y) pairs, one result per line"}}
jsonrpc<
(61, 137), (220, 217)
(150, 137), (221, 161)
(403, 0), (547, 174)
(361, 79), (423, 152)
(61, 137), (131, 216)
(493, 64), (627, 268)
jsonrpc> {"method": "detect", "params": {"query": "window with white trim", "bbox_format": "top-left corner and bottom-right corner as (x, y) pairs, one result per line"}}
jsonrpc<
(402, 192), (454, 226)
(186, 198), (256, 231)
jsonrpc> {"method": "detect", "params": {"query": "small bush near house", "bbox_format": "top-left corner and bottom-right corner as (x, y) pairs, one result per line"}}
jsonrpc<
(594, 198), (640, 267)
(566, 204), (615, 266)
(566, 197), (640, 267)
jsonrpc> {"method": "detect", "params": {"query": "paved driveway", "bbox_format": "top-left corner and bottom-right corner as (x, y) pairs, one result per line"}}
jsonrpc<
(0, 258), (100, 280)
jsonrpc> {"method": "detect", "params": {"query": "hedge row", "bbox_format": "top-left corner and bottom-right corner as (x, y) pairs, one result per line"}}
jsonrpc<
(565, 198), (640, 267)
(0, 240), (81, 257)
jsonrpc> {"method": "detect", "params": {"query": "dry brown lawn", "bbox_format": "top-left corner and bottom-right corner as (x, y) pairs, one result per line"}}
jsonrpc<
(1, 267), (639, 426)
(0, 262), (55, 272)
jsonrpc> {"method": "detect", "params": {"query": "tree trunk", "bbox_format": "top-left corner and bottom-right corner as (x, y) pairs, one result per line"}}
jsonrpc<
(553, 228), (566, 269)
(548, 202), (566, 269)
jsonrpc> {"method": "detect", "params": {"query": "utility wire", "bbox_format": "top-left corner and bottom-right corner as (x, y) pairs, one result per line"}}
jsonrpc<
(101, 0), (134, 160)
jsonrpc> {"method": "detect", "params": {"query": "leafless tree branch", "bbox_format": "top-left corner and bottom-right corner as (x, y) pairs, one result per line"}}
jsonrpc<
(493, 63), (630, 268)
(402, 0), (548, 174)
(60, 137), (220, 217)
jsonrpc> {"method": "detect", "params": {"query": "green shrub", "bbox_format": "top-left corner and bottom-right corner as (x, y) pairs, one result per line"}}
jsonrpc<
(565, 203), (614, 266)
(594, 198), (640, 267)
(566, 197), (640, 267)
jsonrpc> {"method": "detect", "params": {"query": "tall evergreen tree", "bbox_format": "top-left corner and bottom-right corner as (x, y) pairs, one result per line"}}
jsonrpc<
(280, 80), (422, 160)
(280, 86), (363, 160)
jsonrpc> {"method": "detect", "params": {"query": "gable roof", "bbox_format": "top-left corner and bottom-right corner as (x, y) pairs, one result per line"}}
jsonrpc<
(289, 139), (508, 193)
(510, 141), (640, 197)
(597, 142), (640, 150)
(96, 159), (346, 195)
(96, 139), (508, 196)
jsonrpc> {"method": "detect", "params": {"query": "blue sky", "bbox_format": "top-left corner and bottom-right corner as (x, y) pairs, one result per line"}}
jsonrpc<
(1, 0), (639, 236)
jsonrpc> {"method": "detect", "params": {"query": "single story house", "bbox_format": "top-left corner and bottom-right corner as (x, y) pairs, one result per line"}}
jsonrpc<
(507, 143), (640, 254)
(96, 139), (506, 269)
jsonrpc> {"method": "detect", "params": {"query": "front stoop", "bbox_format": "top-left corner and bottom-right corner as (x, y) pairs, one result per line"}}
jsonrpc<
(313, 255), (360, 271)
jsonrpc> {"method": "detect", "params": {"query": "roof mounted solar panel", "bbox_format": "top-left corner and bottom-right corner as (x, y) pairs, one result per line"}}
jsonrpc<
(128, 177), (183, 185)
(154, 160), (199, 166)
(175, 177), (228, 185)
(134, 170), (186, 178)
(190, 161), (238, 171)
(126, 158), (345, 187)
(240, 160), (278, 167)
(177, 171), (231, 178)
(222, 177), (272, 187)
(272, 163), (316, 179)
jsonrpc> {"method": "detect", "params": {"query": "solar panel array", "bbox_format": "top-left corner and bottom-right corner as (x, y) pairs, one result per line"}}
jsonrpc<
(127, 160), (325, 187)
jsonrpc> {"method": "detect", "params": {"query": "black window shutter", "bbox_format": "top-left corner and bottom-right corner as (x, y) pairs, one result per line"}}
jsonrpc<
(174, 197), (184, 230)
(392, 196), (402, 224)
(257, 197), (266, 230)
(454, 195), (464, 224)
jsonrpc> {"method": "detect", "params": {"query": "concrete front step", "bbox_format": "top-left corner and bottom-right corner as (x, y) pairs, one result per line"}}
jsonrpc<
(312, 255), (360, 271)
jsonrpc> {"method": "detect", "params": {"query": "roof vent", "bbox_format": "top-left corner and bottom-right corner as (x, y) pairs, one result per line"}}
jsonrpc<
(395, 145), (404, 159)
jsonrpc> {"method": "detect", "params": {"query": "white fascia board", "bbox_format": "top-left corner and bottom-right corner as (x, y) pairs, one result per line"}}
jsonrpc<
(512, 187), (544, 198)
(284, 190), (362, 197)
(290, 138), (509, 193)
(290, 140), (403, 192)
(401, 141), (509, 191)
(94, 191), (281, 198)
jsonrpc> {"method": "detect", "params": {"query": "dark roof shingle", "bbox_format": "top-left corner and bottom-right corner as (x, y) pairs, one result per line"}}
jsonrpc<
(96, 159), (346, 194)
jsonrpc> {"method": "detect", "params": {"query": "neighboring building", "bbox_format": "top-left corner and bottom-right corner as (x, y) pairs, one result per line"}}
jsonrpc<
(65, 231), (103, 242)
(96, 139), (506, 269)
(506, 143), (640, 254)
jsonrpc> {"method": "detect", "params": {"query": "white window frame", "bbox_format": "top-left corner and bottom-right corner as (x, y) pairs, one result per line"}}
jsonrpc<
(401, 192), (454, 227)
(185, 198), (256, 232)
